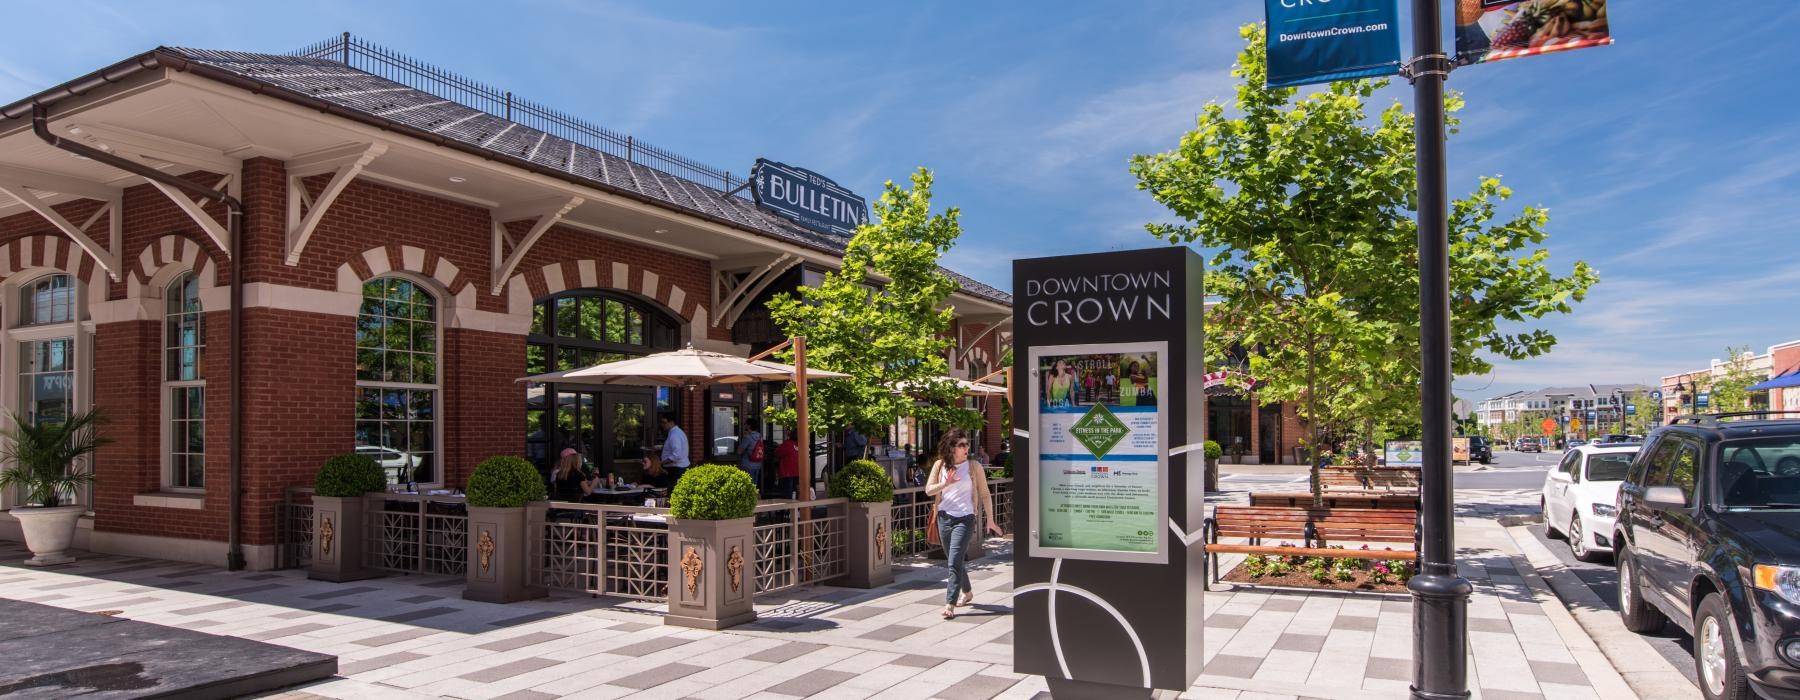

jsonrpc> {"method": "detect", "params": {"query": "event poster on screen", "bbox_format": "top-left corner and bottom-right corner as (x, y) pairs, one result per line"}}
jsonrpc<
(1028, 341), (1169, 564)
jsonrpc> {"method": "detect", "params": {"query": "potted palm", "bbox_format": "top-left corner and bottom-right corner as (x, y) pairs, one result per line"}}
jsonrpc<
(309, 453), (388, 582)
(830, 459), (894, 588)
(0, 410), (108, 566)
(666, 463), (758, 629)
(464, 455), (548, 603)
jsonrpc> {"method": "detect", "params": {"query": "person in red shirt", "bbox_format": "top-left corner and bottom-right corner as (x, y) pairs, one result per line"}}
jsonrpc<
(774, 435), (801, 500)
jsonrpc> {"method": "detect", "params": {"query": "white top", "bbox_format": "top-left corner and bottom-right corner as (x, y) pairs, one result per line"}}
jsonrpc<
(662, 425), (690, 467)
(938, 461), (975, 517)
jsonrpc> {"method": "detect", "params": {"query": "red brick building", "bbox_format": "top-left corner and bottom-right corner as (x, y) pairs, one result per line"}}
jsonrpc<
(0, 39), (1010, 569)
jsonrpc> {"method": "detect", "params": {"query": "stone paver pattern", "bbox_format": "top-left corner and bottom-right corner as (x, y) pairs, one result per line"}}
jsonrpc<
(0, 488), (1628, 699)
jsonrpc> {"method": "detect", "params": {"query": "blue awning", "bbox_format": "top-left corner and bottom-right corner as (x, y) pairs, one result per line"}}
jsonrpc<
(1750, 369), (1800, 392)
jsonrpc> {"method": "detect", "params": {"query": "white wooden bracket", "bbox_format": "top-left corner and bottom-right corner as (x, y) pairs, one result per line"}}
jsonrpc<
(714, 253), (799, 328)
(284, 142), (387, 265)
(489, 196), (584, 295)
(0, 171), (123, 280)
(65, 123), (240, 257)
(956, 314), (1011, 366)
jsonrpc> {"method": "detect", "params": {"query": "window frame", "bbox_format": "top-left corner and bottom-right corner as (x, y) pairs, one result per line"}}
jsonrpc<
(161, 272), (206, 493)
(2, 272), (92, 510)
(355, 275), (443, 488)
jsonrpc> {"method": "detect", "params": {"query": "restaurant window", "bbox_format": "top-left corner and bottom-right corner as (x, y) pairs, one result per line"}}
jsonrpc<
(525, 290), (682, 467)
(356, 277), (438, 486)
(164, 273), (205, 490)
(20, 274), (73, 326)
(7, 272), (93, 509)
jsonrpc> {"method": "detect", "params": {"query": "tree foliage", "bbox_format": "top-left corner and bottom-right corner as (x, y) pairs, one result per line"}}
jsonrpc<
(1706, 346), (1762, 414)
(1130, 25), (1597, 489)
(766, 168), (977, 436)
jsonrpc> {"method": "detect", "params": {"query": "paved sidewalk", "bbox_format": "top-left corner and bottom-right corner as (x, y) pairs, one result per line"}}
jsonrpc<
(0, 488), (1633, 699)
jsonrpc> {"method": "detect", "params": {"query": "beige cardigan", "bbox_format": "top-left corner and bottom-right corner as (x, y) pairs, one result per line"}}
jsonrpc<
(924, 459), (996, 532)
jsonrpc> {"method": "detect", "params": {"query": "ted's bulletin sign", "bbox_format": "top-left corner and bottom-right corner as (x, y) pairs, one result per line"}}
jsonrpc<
(751, 159), (868, 237)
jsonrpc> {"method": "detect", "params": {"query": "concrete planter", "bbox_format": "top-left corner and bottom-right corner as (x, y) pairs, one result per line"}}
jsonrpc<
(309, 495), (376, 582)
(11, 505), (85, 566)
(844, 501), (893, 588)
(665, 516), (756, 630)
(1205, 457), (1220, 492)
(465, 504), (547, 604)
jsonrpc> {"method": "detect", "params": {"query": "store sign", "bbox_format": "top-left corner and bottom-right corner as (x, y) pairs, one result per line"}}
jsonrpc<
(1385, 440), (1423, 467)
(1452, 437), (1471, 463)
(1457, 0), (1613, 66)
(751, 159), (868, 237)
(1264, 0), (1402, 88)
(1014, 247), (1205, 694)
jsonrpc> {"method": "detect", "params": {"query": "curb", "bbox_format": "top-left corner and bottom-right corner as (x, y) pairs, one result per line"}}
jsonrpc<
(1504, 524), (1700, 700)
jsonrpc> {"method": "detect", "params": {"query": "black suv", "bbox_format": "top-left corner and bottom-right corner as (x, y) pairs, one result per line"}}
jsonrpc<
(1469, 435), (1492, 464)
(1614, 412), (1800, 699)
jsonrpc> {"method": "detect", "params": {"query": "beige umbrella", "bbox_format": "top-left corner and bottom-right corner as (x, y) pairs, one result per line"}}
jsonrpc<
(519, 344), (848, 387)
(895, 377), (1008, 397)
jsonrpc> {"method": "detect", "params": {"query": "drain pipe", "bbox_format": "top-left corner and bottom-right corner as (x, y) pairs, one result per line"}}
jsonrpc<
(31, 104), (249, 571)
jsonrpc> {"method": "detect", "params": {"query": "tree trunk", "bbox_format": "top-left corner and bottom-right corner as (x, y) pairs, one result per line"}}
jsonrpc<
(1306, 335), (1322, 507)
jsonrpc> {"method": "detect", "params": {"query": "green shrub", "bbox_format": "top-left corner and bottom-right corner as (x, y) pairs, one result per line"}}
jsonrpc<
(670, 463), (757, 520)
(828, 459), (895, 503)
(314, 453), (387, 497)
(1203, 440), (1222, 460)
(465, 455), (547, 508)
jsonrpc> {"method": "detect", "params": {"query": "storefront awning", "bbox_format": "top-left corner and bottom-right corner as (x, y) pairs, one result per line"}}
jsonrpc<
(1750, 369), (1800, 392)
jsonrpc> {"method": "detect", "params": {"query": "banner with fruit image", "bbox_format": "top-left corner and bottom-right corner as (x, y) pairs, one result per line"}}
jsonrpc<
(1456, 0), (1611, 65)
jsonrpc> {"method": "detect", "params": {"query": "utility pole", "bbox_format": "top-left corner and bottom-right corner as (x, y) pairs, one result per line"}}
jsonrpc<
(1407, 1), (1471, 697)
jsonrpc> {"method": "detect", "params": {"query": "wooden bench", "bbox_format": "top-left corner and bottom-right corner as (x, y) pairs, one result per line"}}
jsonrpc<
(1318, 466), (1421, 492)
(1202, 505), (1418, 588)
(1249, 491), (1420, 510)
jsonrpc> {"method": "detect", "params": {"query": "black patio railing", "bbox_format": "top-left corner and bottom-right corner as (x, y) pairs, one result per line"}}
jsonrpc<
(289, 33), (744, 195)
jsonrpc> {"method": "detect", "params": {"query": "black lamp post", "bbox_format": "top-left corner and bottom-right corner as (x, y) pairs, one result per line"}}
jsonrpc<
(1407, 0), (1471, 696)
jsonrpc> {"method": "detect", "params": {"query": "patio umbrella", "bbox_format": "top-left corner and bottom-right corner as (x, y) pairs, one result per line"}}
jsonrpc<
(519, 344), (848, 387)
(894, 377), (1008, 397)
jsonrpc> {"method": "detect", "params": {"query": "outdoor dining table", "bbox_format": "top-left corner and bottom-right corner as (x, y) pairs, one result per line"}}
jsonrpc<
(1248, 491), (1422, 510)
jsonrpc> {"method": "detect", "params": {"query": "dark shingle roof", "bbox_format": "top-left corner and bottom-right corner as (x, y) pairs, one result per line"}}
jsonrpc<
(162, 48), (1011, 307)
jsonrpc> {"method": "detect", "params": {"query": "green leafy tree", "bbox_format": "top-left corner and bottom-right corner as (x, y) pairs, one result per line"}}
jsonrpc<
(766, 169), (977, 437)
(1708, 346), (1762, 414)
(1626, 391), (1661, 434)
(1131, 25), (1597, 498)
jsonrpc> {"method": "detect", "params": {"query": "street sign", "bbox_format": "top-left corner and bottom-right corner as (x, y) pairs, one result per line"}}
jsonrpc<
(1651, 390), (1663, 400)
(1626, 404), (1637, 416)
(1540, 418), (1555, 435)
(1698, 392), (1711, 408)
(1571, 418), (1583, 431)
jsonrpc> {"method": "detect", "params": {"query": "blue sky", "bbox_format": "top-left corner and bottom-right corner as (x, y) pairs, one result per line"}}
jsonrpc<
(3, 1), (1797, 402)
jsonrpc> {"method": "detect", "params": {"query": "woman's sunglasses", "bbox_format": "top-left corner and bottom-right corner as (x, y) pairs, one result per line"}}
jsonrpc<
(953, 441), (970, 448)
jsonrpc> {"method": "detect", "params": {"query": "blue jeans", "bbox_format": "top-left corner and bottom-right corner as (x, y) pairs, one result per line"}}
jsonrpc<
(937, 512), (975, 604)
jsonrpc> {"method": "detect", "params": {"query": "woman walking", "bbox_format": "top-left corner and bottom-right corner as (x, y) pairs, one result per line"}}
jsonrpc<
(925, 428), (1002, 620)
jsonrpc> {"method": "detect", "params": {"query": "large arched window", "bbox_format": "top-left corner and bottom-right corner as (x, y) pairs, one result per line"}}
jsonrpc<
(355, 277), (439, 486)
(525, 290), (681, 469)
(164, 273), (205, 489)
(18, 274), (77, 425)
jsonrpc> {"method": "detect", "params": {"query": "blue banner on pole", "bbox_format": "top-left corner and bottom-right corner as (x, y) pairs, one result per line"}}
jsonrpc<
(1264, 0), (1402, 88)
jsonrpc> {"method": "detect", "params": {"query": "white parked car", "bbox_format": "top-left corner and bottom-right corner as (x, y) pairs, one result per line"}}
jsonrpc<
(356, 445), (418, 484)
(1541, 443), (1641, 562)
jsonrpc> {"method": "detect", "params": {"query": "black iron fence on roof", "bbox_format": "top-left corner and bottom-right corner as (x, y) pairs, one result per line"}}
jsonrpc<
(290, 33), (745, 196)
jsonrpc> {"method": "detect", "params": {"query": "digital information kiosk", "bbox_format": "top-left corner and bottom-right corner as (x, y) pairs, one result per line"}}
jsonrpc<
(1012, 247), (1205, 698)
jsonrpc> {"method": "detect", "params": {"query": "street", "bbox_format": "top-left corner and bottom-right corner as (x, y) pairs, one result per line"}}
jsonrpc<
(1486, 449), (1702, 687)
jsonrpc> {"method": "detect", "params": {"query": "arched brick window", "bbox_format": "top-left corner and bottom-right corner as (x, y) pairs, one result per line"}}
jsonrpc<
(355, 276), (439, 487)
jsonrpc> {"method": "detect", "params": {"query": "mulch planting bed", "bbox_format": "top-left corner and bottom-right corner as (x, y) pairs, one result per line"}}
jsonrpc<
(1221, 560), (1411, 593)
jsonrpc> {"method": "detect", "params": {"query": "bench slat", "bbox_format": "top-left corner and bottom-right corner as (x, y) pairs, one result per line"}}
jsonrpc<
(1203, 544), (1418, 560)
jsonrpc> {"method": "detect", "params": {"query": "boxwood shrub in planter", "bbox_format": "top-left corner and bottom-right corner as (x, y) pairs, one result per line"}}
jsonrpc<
(670, 463), (757, 520)
(309, 453), (386, 582)
(1203, 440), (1222, 492)
(832, 459), (895, 588)
(464, 456), (548, 603)
(828, 459), (894, 503)
(666, 464), (759, 629)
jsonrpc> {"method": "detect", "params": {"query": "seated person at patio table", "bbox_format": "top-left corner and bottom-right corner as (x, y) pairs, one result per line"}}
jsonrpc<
(550, 448), (596, 502)
(641, 455), (675, 490)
